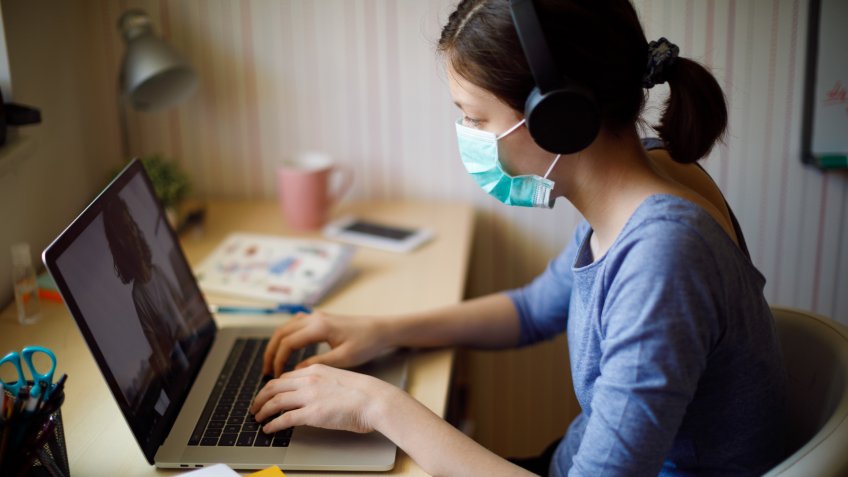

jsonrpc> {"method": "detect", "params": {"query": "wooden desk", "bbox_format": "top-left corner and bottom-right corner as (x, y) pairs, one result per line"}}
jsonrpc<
(0, 200), (474, 476)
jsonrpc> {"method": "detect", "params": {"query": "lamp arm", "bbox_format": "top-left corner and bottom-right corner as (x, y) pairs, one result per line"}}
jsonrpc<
(116, 74), (131, 161)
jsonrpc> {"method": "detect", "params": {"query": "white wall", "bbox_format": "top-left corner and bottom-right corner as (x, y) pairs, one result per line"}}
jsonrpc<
(0, 0), (121, 309)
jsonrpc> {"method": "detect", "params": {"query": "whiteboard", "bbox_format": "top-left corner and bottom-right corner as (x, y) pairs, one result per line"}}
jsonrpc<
(802, 0), (848, 168)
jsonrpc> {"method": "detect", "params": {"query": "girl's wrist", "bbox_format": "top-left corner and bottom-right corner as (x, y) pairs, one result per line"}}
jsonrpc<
(366, 380), (407, 434)
(376, 314), (406, 349)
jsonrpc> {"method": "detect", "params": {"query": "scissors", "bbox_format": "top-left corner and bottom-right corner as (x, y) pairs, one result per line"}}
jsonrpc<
(0, 346), (57, 398)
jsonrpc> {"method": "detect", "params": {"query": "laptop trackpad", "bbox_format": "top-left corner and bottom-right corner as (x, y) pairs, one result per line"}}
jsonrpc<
(284, 427), (397, 471)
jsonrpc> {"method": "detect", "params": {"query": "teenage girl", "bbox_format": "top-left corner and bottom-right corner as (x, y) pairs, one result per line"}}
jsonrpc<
(250, 1), (786, 475)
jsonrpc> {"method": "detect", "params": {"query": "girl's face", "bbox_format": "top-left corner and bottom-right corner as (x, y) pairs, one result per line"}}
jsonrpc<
(446, 62), (557, 177)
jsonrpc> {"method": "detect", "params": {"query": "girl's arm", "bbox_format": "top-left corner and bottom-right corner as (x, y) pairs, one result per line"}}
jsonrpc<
(251, 364), (533, 477)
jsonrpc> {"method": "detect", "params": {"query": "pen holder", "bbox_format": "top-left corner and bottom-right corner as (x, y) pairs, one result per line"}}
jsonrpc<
(1, 387), (70, 477)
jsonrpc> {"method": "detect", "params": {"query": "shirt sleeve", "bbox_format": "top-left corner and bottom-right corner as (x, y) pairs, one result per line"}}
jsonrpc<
(506, 221), (589, 346)
(568, 221), (723, 477)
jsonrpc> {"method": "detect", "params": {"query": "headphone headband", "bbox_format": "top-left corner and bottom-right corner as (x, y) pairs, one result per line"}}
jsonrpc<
(509, 0), (561, 93)
(507, 0), (600, 154)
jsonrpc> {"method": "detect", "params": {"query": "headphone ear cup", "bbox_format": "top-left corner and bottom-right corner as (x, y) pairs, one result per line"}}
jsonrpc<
(524, 87), (601, 154)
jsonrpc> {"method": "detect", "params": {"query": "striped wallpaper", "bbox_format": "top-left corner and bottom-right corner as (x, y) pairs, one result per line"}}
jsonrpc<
(108, 0), (848, 324)
(99, 0), (848, 456)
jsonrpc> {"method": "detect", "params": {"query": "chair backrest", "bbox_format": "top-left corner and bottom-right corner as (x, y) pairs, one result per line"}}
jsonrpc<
(763, 306), (848, 477)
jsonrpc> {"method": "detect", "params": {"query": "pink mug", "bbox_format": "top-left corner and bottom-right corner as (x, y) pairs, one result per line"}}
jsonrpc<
(276, 152), (353, 231)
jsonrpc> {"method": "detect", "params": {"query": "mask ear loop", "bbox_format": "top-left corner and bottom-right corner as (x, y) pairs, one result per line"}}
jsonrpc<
(496, 119), (527, 140)
(543, 154), (562, 179)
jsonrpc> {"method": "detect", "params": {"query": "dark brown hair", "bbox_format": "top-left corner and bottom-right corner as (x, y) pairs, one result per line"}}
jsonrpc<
(438, 0), (727, 164)
(103, 195), (153, 284)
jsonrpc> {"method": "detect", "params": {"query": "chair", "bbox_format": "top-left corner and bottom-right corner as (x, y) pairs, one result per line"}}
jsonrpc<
(763, 306), (848, 476)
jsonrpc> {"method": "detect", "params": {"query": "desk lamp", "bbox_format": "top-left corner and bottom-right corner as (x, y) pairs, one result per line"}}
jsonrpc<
(117, 9), (197, 156)
(119, 9), (196, 112)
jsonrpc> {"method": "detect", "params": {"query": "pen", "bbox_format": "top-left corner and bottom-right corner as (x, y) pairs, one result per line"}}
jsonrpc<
(34, 380), (47, 411)
(7, 393), (39, 458)
(14, 388), (29, 416)
(41, 375), (66, 413)
(209, 304), (313, 315)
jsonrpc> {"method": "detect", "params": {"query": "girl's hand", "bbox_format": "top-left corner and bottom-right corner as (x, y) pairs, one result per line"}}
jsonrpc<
(251, 363), (534, 477)
(262, 310), (394, 377)
(250, 364), (396, 434)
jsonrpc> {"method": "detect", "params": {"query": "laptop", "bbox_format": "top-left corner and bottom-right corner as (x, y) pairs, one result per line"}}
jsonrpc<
(42, 159), (407, 471)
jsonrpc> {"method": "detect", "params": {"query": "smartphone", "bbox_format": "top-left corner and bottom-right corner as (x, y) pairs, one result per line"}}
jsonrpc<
(322, 216), (433, 253)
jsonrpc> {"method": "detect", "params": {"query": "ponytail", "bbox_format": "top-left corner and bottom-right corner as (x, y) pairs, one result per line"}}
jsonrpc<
(655, 58), (728, 164)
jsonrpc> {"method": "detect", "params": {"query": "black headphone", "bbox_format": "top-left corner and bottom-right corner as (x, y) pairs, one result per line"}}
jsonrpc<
(509, 0), (600, 154)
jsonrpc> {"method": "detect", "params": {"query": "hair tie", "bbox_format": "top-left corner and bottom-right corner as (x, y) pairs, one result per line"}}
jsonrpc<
(643, 37), (679, 89)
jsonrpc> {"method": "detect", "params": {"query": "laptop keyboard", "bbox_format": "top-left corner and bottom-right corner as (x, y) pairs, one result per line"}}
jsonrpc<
(188, 338), (317, 447)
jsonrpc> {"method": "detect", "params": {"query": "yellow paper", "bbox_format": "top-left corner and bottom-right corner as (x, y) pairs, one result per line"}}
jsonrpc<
(246, 466), (285, 477)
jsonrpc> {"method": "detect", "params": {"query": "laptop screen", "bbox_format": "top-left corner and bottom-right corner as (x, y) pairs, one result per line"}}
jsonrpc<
(43, 160), (216, 463)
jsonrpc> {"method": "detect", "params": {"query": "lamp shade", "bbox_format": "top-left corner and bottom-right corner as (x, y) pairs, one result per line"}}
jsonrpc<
(119, 10), (197, 112)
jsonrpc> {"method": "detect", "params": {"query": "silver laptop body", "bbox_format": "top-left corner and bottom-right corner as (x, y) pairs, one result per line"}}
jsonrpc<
(42, 159), (406, 471)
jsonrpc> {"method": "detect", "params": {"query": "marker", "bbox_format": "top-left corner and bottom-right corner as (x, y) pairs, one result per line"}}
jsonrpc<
(209, 304), (312, 315)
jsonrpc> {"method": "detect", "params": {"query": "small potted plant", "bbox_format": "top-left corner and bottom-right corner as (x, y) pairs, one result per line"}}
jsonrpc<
(111, 154), (191, 227)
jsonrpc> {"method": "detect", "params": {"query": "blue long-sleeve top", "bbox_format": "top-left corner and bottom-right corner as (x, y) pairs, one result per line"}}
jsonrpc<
(506, 194), (786, 476)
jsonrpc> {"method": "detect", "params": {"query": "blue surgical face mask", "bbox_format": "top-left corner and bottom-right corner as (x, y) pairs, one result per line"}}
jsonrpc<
(455, 118), (562, 208)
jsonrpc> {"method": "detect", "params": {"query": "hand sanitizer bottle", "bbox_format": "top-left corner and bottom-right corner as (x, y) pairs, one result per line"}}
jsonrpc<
(11, 242), (41, 324)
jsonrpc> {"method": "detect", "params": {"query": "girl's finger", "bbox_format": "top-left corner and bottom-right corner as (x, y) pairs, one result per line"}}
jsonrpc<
(263, 407), (308, 434)
(296, 344), (351, 369)
(271, 326), (325, 376)
(262, 319), (308, 375)
(254, 388), (304, 423)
